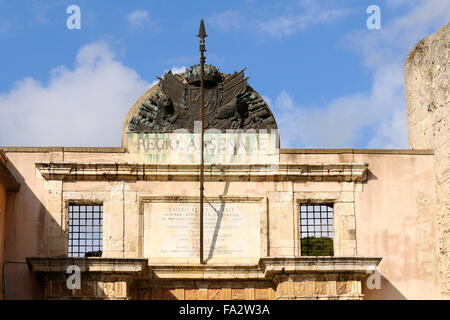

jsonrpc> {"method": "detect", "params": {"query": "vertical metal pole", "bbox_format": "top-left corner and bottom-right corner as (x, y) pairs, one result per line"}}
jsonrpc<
(200, 49), (205, 264)
(197, 20), (207, 264)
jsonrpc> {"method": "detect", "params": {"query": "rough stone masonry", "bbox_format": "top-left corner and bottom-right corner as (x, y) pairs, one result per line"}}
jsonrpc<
(405, 22), (450, 299)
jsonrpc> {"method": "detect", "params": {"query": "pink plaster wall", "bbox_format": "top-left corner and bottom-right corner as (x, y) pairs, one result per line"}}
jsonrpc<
(0, 183), (6, 299)
(354, 153), (441, 299)
(0, 149), (441, 299)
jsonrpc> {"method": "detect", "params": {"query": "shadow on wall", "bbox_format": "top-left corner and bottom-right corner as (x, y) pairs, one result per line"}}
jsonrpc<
(362, 275), (407, 300)
(365, 169), (378, 183)
(204, 181), (230, 263)
(3, 159), (63, 299)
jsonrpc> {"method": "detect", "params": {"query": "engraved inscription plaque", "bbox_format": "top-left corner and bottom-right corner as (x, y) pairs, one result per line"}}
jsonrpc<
(143, 198), (262, 262)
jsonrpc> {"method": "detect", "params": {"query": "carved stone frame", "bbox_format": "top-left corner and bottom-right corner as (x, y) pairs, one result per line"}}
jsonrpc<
(294, 186), (357, 257)
(61, 192), (109, 257)
(138, 195), (268, 264)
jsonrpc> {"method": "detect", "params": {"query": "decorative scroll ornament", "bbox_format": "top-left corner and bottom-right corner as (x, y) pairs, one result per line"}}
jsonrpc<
(128, 65), (278, 133)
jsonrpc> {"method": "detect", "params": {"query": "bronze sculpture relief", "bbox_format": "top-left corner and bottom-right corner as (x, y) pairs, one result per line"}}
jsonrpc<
(128, 65), (278, 133)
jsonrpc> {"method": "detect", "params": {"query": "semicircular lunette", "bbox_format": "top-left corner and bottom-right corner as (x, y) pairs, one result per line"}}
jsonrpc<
(127, 65), (278, 133)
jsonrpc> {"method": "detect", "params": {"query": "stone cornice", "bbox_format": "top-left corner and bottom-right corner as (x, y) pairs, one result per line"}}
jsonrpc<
(26, 257), (148, 273)
(280, 148), (435, 155)
(1, 147), (127, 153)
(146, 264), (263, 280)
(1, 146), (434, 155)
(147, 257), (381, 280)
(26, 257), (381, 281)
(259, 257), (382, 278)
(35, 162), (368, 182)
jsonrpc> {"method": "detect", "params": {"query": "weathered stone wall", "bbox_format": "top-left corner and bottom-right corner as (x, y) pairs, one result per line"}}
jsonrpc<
(133, 282), (277, 300)
(28, 256), (378, 300)
(1, 148), (441, 299)
(405, 22), (449, 298)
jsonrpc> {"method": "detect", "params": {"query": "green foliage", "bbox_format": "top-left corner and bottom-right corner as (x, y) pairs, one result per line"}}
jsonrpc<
(301, 237), (333, 256)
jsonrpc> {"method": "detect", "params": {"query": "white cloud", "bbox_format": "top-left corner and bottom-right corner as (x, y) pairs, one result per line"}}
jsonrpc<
(346, 0), (450, 68)
(207, 1), (350, 38)
(147, 66), (188, 88)
(270, 64), (407, 148)
(385, 0), (415, 9)
(368, 107), (408, 149)
(126, 9), (153, 29)
(166, 66), (187, 75)
(269, 1), (449, 148)
(257, 0), (351, 38)
(0, 41), (150, 147)
(207, 10), (241, 31)
(30, 1), (57, 25)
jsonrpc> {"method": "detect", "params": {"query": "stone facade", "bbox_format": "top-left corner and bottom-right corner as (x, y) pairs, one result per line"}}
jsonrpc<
(33, 158), (367, 263)
(405, 22), (449, 298)
(0, 150), (19, 300)
(2, 147), (441, 300)
(27, 257), (380, 300)
(1, 23), (448, 299)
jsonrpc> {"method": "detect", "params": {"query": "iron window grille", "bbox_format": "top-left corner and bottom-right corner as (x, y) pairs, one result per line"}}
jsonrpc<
(68, 204), (103, 257)
(300, 204), (334, 256)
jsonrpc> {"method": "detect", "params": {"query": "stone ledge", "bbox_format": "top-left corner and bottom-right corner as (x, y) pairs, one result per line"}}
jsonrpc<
(147, 257), (381, 280)
(2, 147), (434, 155)
(147, 264), (263, 280)
(35, 162), (368, 182)
(259, 257), (382, 278)
(26, 257), (148, 273)
(26, 257), (381, 281)
(1, 147), (127, 153)
(280, 148), (434, 155)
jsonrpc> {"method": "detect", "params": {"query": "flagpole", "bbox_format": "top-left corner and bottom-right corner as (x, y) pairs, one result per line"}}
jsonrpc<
(197, 19), (207, 265)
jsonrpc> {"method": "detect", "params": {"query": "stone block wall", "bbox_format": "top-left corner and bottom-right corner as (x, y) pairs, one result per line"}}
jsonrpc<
(133, 281), (277, 300)
(405, 22), (449, 298)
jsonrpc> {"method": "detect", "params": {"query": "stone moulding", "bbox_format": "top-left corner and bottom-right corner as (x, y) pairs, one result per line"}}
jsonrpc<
(26, 257), (381, 300)
(26, 257), (381, 280)
(35, 162), (368, 182)
(146, 257), (381, 280)
(259, 257), (382, 278)
(26, 257), (148, 273)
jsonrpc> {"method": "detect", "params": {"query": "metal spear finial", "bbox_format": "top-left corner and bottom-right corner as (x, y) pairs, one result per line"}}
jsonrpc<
(197, 19), (207, 52)
(198, 19), (206, 265)
(197, 19), (208, 39)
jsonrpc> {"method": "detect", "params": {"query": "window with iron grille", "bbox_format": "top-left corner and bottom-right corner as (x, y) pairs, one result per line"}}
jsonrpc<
(300, 204), (334, 256)
(68, 204), (103, 257)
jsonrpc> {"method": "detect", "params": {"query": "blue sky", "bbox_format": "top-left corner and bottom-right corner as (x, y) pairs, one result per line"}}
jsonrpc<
(0, 0), (448, 148)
